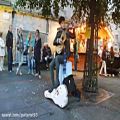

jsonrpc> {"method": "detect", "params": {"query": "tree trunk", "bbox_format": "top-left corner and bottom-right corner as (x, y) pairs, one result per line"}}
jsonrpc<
(83, 0), (98, 93)
(89, 0), (95, 81)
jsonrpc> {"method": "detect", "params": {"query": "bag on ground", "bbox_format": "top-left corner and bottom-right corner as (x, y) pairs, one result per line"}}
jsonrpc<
(63, 74), (81, 100)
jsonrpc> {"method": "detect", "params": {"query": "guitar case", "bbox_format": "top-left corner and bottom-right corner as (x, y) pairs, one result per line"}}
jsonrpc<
(44, 84), (68, 108)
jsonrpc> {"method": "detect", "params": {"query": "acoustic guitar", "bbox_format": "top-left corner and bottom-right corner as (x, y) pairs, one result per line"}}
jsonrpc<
(56, 30), (67, 54)
(55, 21), (77, 55)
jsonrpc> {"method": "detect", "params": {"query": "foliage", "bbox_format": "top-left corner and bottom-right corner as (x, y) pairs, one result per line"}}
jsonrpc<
(15, 0), (120, 25)
(112, 0), (120, 25)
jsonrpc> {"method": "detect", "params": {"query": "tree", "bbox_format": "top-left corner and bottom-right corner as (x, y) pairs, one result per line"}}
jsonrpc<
(15, 0), (120, 93)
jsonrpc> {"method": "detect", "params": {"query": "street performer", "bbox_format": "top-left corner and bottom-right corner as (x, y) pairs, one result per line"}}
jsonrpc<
(49, 16), (75, 92)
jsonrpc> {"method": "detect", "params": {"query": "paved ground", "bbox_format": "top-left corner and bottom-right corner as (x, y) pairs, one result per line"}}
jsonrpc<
(0, 66), (120, 120)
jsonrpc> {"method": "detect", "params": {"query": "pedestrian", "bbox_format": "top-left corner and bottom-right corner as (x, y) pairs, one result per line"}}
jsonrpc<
(34, 29), (42, 79)
(109, 46), (115, 76)
(25, 32), (35, 75)
(16, 27), (24, 75)
(0, 32), (5, 71)
(42, 42), (52, 70)
(99, 46), (108, 76)
(6, 25), (13, 72)
(109, 46), (114, 64)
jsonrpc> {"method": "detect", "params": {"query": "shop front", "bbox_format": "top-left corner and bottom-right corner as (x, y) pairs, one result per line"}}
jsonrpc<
(68, 22), (114, 71)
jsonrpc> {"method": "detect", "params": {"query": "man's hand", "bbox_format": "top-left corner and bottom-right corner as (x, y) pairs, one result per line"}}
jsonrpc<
(59, 39), (63, 44)
(57, 38), (63, 44)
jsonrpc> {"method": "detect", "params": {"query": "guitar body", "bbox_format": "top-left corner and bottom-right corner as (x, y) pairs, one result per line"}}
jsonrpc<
(56, 45), (64, 54)
(44, 84), (68, 108)
(56, 30), (67, 54)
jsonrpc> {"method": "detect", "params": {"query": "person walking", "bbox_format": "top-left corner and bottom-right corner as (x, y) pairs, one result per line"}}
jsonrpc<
(0, 32), (5, 71)
(6, 25), (13, 72)
(34, 29), (42, 79)
(109, 46), (115, 76)
(42, 43), (52, 69)
(99, 46), (108, 76)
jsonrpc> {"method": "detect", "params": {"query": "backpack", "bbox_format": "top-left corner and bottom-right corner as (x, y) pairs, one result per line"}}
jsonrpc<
(63, 74), (81, 101)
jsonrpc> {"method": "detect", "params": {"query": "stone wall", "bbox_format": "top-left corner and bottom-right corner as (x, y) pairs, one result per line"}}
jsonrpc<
(48, 20), (59, 54)
(12, 13), (59, 52)
(0, 11), (12, 64)
(0, 11), (12, 40)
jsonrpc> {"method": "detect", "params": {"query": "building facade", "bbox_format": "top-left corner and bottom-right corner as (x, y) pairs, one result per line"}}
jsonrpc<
(1, 0), (119, 63)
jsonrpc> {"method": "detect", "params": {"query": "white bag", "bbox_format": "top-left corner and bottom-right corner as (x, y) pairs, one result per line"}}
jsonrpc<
(59, 61), (72, 84)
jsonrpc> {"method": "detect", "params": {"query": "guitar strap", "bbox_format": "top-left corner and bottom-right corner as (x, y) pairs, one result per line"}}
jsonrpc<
(63, 48), (67, 75)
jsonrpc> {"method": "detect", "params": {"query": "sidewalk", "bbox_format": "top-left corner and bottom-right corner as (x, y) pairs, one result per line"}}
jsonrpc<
(0, 67), (120, 120)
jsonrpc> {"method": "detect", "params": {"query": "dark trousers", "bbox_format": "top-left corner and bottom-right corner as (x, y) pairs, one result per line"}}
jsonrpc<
(7, 48), (13, 71)
(35, 57), (41, 75)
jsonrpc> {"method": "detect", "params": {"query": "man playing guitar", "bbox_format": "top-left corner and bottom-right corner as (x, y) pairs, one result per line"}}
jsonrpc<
(49, 16), (75, 92)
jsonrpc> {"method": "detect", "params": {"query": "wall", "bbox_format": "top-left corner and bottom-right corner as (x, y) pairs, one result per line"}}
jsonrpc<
(13, 14), (47, 33)
(12, 13), (48, 47)
(110, 23), (120, 47)
(47, 20), (59, 53)
(0, 11), (12, 64)
(0, 9), (70, 63)
(0, 11), (12, 40)
(12, 13), (49, 63)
